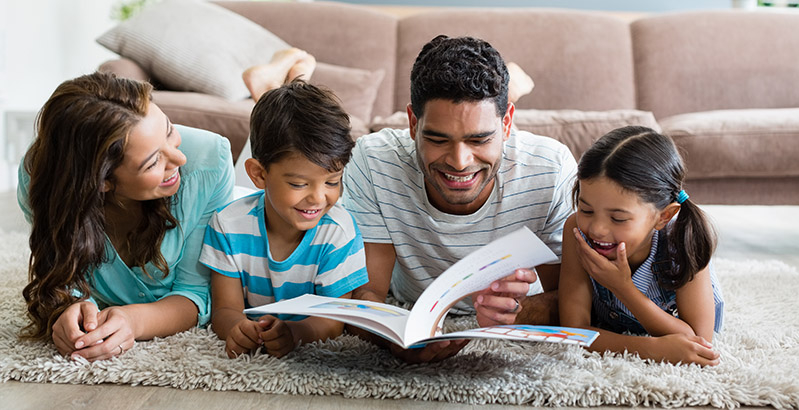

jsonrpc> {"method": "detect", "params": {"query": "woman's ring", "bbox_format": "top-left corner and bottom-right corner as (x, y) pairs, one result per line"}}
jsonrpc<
(118, 345), (124, 355)
(511, 298), (520, 313)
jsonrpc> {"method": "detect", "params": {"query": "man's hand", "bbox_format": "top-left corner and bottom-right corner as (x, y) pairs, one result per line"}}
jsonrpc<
(387, 339), (469, 364)
(474, 268), (538, 327)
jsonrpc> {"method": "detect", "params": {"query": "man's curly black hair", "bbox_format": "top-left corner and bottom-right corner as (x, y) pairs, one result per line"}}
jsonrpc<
(410, 35), (509, 119)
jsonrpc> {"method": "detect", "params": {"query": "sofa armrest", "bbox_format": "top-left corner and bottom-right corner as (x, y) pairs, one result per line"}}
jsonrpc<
(98, 58), (151, 83)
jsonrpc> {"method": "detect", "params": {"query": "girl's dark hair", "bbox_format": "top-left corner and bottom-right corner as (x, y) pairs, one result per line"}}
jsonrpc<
(21, 71), (177, 340)
(410, 35), (509, 119)
(249, 79), (353, 172)
(573, 125), (716, 289)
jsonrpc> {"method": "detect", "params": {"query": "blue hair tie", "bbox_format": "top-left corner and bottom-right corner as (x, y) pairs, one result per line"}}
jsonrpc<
(677, 190), (689, 204)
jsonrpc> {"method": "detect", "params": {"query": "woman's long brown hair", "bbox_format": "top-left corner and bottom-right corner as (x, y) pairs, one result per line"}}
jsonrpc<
(21, 72), (177, 340)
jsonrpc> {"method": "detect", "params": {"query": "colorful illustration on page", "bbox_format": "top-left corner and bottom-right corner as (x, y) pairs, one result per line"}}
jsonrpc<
(429, 254), (512, 312)
(472, 325), (595, 345)
(311, 301), (405, 317)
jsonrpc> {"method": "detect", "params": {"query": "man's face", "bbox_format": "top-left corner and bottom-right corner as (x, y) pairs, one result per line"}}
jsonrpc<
(408, 99), (513, 215)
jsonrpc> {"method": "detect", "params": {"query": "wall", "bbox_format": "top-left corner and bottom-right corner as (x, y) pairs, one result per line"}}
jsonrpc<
(0, 0), (118, 191)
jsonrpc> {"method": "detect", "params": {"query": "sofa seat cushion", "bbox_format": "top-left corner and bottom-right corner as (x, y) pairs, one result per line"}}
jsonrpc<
(659, 108), (799, 179)
(370, 109), (660, 161)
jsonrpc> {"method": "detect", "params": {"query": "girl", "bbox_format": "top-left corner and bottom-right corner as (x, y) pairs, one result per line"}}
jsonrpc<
(18, 72), (234, 361)
(559, 125), (724, 366)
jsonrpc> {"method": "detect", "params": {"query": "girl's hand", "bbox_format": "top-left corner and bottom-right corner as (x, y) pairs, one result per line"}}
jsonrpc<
(258, 316), (295, 358)
(225, 317), (268, 358)
(652, 333), (720, 366)
(572, 228), (633, 294)
(69, 306), (136, 362)
(51, 301), (99, 357)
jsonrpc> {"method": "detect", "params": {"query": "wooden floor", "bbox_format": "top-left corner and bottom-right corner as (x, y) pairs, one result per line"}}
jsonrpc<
(1, 189), (796, 409)
(2, 380), (517, 410)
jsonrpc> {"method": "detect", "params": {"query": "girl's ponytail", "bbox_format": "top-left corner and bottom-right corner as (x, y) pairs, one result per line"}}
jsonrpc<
(663, 196), (717, 290)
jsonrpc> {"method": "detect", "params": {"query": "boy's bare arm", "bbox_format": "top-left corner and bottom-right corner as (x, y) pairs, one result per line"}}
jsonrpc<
(210, 272), (249, 340)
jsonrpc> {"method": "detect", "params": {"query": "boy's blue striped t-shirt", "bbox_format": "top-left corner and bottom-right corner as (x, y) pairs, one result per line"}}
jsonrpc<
(200, 191), (368, 320)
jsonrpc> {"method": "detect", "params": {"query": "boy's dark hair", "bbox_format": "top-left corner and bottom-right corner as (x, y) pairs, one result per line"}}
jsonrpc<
(249, 79), (353, 172)
(410, 35), (509, 119)
(573, 125), (717, 290)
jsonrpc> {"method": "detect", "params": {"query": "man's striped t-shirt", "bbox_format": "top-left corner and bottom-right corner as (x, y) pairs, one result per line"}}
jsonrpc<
(342, 128), (577, 313)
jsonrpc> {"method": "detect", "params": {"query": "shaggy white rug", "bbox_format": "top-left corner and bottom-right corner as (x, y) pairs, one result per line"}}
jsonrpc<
(1, 230), (797, 408)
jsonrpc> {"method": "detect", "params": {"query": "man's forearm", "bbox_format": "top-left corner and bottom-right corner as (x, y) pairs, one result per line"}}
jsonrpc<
(515, 290), (559, 325)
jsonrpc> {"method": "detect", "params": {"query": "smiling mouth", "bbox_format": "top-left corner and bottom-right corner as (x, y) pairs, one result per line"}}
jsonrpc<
(296, 208), (322, 219)
(442, 172), (478, 183)
(161, 168), (179, 186)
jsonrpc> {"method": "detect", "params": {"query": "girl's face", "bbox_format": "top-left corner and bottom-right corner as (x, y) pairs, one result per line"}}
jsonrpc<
(576, 176), (669, 267)
(105, 102), (186, 205)
(253, 152), (342, 237)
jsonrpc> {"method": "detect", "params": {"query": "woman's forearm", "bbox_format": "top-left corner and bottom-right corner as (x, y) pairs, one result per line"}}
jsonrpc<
(121, 295), (199, 340)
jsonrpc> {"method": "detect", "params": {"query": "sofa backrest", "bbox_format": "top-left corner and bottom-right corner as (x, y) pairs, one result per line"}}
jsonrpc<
(395, 8), (637, 114)
(216, 1), (398, 118)
(632, 10), (799, 120)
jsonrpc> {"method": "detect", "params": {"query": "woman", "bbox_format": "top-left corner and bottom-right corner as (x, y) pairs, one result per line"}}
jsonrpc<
(17, 71), (234, 361)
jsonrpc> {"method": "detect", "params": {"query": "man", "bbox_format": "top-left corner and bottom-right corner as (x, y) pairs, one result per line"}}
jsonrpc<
(342, 35), (577, 362)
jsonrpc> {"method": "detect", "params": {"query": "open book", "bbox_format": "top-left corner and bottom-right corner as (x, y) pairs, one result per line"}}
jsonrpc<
(244, 227), (599, 349)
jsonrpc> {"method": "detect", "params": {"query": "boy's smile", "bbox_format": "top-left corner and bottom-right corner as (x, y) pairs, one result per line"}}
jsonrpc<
(254, 152), (343, 238)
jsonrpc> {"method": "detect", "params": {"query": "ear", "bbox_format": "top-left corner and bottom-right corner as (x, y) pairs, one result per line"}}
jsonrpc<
(406, 103), (418, 141)
(100, 180), (112, 193)
(244, 158), (268, 190)
(502, 102), (515, 141)
(655, 203), (681, 230)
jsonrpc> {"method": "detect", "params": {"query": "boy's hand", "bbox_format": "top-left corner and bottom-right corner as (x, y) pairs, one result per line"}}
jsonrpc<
(258, 316), (296, 358)
(225, 318), (266, 358)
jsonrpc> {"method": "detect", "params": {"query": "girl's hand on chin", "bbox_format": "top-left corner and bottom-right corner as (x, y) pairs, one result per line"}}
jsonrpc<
(572, 228), (633, 293)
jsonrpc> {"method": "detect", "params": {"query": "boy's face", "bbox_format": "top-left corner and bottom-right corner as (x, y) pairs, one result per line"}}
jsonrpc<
(246, 152), (342, 237)
(408, 98), (513, 215)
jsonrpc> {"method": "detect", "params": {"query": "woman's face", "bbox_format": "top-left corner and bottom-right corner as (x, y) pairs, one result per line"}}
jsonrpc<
(105, 102), (186, 204)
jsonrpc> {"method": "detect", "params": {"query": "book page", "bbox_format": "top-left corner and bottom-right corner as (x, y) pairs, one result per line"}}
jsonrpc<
(244, 294), (411, 346)
(404, 227), (557, 344)
(415, 324), (599, 347)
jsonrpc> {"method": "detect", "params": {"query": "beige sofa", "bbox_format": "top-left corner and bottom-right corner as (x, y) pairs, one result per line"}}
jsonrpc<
(99, 1), (799, 205)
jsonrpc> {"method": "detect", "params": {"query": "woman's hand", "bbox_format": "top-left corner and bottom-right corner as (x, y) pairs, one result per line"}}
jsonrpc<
(474, 268), (537, 327)
(572, 228), (634, 295)
(651, 333), (720, 366)
(51, 301), (99, 357)
(68, 306), (136, 362)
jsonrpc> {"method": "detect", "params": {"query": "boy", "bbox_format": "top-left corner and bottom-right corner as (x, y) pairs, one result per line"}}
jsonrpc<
(200, 80), (368, 358)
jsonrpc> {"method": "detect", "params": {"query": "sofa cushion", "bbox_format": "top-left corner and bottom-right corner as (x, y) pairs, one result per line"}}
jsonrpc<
(311, 63), (385, 124)
(659, 108), (799, 179)
(97, 0), (290, 100)
(370, 109), (660, 161)
(632, 11), (799, 119)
